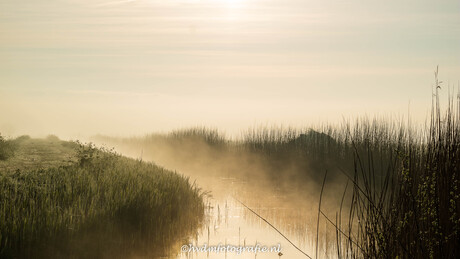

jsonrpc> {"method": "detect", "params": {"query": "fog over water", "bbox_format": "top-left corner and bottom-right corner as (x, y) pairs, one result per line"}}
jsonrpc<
(92, 131), (353, 258)
(1, 2), (460, 256)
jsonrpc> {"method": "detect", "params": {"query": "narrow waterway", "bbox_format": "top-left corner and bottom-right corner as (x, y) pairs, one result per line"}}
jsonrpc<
(177, 176), (335, 259)
(97, 142), (343, 259)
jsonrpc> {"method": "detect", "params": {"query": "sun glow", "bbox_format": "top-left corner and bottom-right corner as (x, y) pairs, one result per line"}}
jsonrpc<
(207, 0), (247, 8)
(218, 0), (245, 3)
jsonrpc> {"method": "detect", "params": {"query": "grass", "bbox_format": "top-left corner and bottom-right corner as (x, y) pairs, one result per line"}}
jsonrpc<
(0, 137), (205, 258)
(0, 134), (18, 161)
(89, 70), (460, 258)
(0, 135), (77, 172)
(94, 95), (460, 258)
(324, 71), (460, 259)
(93, 126), (349, 186)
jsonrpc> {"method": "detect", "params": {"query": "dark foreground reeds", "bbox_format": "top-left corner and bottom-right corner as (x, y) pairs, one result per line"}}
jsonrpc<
(0, 140), (205, 258)
(315, 69), (458, 259)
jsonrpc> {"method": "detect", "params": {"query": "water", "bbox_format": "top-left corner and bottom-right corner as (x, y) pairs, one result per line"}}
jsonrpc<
(95, 144), (340, 259)
(177, 177), (327, 259)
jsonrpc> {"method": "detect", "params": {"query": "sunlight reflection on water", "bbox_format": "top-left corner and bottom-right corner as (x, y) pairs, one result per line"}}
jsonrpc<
(177, 177), (323, 259)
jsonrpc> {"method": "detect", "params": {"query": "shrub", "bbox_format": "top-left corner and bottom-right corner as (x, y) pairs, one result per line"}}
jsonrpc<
(0, 134), (16, 160)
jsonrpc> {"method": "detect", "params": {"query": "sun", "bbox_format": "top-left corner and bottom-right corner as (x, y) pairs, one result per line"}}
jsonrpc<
(215, 0), (246, 7)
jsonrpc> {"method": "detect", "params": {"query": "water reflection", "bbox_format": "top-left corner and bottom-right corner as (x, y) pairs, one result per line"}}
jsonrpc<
(178, 177), (335, 259)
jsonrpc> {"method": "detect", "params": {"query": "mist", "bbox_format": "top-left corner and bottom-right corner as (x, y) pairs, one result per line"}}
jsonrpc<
(2, 0), (460, 258)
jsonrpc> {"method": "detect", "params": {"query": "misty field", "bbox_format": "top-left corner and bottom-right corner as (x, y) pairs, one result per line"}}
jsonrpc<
(0, 137), (204, 258)
(95, 92), (460, 258)
(1, 0), (459, 258)
(1, 86), (460, 258)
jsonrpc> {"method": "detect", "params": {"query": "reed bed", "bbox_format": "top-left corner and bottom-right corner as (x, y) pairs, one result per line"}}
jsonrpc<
(0, 141), (205, 258)
(92, 71), (460, 258)
(325, 72), (460, 259)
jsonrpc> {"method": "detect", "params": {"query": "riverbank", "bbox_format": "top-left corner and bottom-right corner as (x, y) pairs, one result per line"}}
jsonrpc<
(0, 136), (205, 258)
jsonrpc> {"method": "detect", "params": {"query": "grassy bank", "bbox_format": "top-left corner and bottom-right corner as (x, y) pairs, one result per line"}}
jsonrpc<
(0, 137), (205, 258)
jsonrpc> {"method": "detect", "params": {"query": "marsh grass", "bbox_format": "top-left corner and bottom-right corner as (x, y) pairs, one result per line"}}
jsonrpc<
(0, 134), (17, 161)
(322, 71), (460, 259)
(0, 140), (205, 258)
(92, 71), (460, 258)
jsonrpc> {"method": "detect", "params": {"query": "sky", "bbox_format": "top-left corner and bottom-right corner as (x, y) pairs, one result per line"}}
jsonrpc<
(1, 0), (459, 138)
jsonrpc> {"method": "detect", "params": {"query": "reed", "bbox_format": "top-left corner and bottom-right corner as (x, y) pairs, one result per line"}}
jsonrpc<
(322, 68), (460, 258)
(0, 141), (205, 258)
(90, 70), (460, 258)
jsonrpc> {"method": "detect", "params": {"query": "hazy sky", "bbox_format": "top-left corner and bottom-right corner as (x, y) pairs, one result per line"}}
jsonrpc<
(1, 0), (459, 138)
